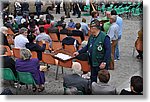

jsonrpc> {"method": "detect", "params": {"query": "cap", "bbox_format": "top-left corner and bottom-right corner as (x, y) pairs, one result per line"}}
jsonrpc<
(90, 19), (101, 29)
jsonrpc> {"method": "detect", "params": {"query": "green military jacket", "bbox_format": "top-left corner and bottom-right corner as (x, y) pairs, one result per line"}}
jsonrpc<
(87, 31), (106, 67)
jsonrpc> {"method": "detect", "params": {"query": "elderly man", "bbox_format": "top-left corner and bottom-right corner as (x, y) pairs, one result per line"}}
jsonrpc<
(111, 10), (123, 61)
(14, 27), (29, 48)
(74, 19), (111, 83)
(63, 62), (89, 95)
(107, 15), (119, 69)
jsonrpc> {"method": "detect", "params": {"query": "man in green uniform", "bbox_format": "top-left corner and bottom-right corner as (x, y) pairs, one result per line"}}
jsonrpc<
(73, 19), (111, 83)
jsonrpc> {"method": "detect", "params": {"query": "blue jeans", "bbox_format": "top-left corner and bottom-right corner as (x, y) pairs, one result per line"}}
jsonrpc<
(115, 36), (121, 60)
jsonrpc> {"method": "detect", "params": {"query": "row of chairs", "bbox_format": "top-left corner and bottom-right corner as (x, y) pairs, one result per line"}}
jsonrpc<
(1, 68), (36, 94)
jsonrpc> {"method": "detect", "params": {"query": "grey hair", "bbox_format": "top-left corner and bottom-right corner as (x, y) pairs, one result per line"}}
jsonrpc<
(20, 49), (32, 60)
(110, 15), (117, 22)
(20, 27), (28, 34)
(72, 62), (82, 75)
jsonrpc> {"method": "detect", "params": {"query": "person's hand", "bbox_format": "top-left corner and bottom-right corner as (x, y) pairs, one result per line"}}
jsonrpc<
(73, 52), (79, 57)
(99, 62), (106, 69)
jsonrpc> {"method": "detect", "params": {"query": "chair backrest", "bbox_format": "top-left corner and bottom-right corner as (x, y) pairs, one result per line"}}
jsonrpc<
(64, 44), (76, 54)
(31, 51), (38, 59)
(76, 59), (90, 73)
(42, 52), (55, 65)
(0, 45), (12, 56)
(60, 34), (67, 42)
(12, 47), (20, 58)
(49, 33), (59, 42)
(37, 41), (51, 51)
(52, 41), (62, 51)
(17, 71), (36, 85)
(1, 68), (17, 81)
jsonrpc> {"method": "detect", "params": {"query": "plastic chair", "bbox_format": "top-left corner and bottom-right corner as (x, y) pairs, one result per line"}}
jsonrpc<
(12, 47), (20, 58)
(17, 71), (36, 89)
(37, 41), (51, 51)
(1, 68), (17, 81)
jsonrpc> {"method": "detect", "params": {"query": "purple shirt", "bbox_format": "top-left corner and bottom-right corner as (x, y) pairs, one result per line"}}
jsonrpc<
(16, 58), (45, 85)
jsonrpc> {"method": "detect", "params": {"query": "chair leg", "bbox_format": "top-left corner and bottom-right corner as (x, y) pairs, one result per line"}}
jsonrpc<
(55, 66), (59, 80)
(61, 66), (63, 74)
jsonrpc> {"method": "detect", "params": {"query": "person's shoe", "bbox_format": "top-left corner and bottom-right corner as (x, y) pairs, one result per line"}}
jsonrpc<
(114, 59), (117, 62)
(38, 87), (45, 92)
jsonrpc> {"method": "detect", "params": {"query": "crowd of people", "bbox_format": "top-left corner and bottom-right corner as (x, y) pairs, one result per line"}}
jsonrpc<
(0, 0), (143, 95)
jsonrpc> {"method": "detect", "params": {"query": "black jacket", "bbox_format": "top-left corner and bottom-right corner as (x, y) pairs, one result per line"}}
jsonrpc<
(26, 42), (46, 60)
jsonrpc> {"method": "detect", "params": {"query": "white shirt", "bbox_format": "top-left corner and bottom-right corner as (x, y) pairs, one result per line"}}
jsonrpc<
(14, 34), (29, 48)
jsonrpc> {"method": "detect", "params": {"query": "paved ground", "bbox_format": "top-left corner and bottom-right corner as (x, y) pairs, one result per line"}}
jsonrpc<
(0, 10), (143, 95)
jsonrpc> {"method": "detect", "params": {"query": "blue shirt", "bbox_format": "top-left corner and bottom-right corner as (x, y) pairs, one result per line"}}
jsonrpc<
(116, 15), (123, 39)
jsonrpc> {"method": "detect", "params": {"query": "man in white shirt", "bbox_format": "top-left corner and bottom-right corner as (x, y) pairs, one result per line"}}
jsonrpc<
(14, 27), (29, 48)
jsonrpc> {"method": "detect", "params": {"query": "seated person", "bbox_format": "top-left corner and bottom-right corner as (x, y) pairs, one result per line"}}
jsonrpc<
(16, 49), (45, 92)
(67, 19), (76, 28)
(71, 23), (85, 41)
(35, 27), (52, 47)
(120, 76), (143, 95)
(26, 34), (46, 60)
(63, 62), (90, 95)
(92, 69), (117, 95)
(80, 18), (90, 36)
(62, 35), (79, 50)
(0, 48), (17, 78)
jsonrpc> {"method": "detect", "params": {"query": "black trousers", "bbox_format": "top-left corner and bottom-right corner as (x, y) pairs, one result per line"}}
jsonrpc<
(90, 66), (100, 83)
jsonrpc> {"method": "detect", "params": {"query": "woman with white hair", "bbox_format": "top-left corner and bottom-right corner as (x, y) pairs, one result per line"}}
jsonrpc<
(63, 62), (89, 94)
(16, 49), (45, 92)
(0, 26), (10, 48)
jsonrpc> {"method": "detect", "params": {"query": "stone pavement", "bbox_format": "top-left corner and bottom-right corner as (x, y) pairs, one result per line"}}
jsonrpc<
(0, 10), (143, 95)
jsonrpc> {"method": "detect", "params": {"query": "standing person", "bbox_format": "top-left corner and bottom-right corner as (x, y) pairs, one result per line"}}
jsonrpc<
(14, 0), (22, 17)
(21, 0), (29, 16)
(107, 15), (119, 70)
(111, 10), (123, 61)
(76, 2), (81, 18)
(55, 0), (61, 14)
(73, 19), (111, 83)
(14, 27), (29, 49)
(35, 0), (43, 19)
(64, 1), (71, 18)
